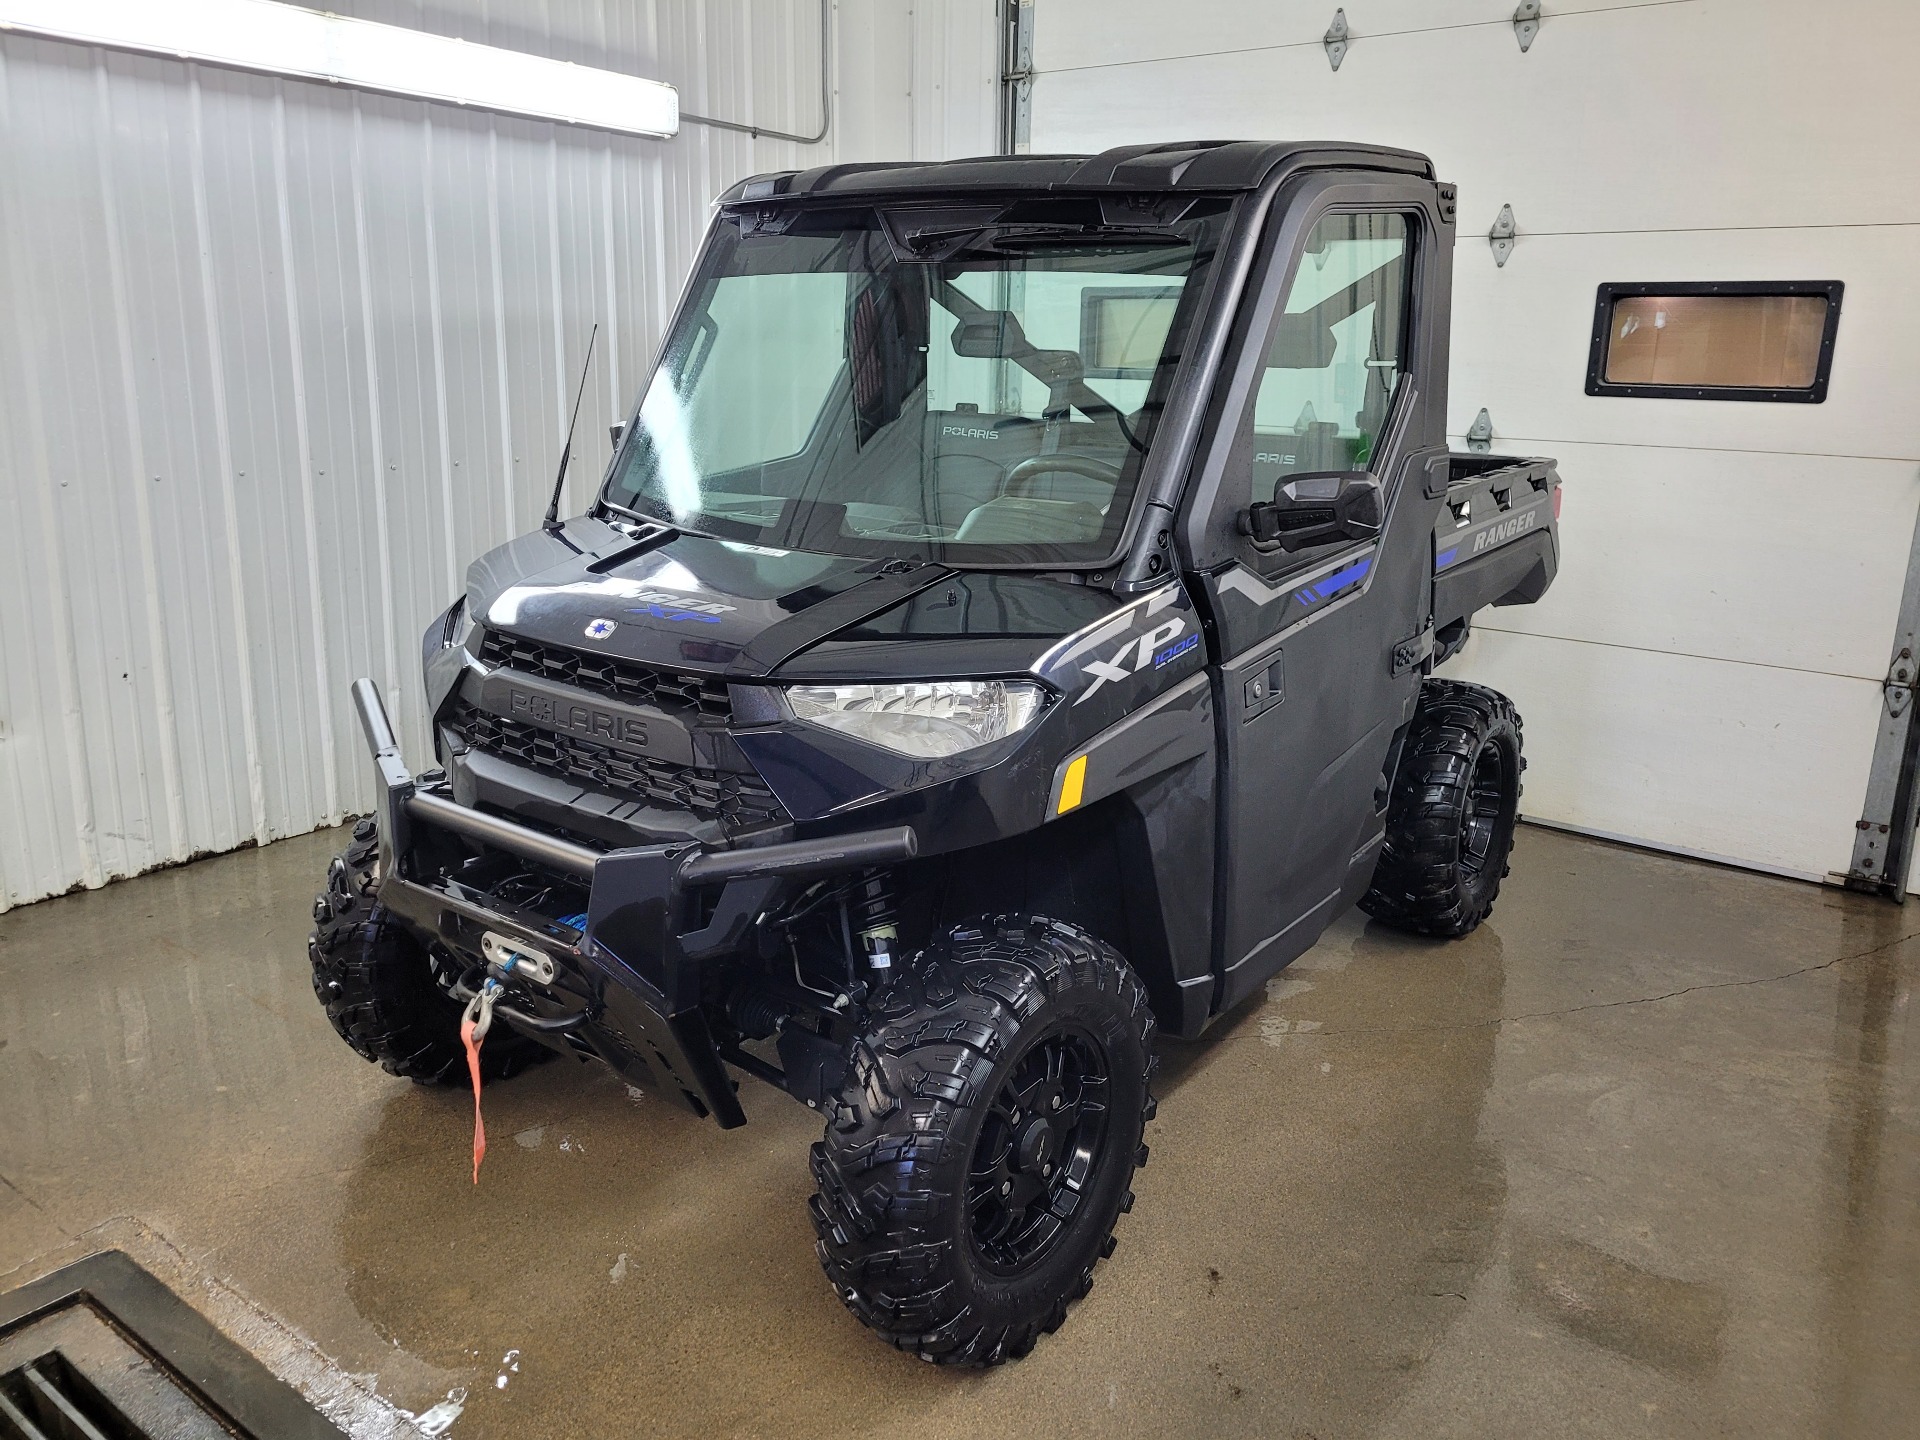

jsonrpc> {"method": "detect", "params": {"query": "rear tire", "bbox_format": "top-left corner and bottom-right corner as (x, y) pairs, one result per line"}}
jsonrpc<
(309, 817), (545, 1084)
(1361, 679), (1524, 937)
(809, 916), (1156, 1365)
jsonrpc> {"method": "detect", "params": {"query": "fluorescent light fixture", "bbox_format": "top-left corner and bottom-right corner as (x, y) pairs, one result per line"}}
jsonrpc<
(0, 0), (679, 138)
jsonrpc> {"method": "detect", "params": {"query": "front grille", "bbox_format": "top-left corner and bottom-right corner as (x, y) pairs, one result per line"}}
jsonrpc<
(479, 629), (732, 720)
(449, 701), (787, 830)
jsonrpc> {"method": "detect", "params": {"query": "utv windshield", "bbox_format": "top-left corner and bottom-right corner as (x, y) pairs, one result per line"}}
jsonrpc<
(603, 198), (1230, 566)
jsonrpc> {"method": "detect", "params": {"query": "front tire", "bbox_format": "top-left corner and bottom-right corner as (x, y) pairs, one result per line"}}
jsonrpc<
(309, 817), (545, 1083)
(809, 916), (1156, 1365)
(1361, 679), (1524, 937)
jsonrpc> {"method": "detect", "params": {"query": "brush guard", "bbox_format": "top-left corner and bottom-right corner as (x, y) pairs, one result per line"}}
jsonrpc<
(350, 678), (916, 1126)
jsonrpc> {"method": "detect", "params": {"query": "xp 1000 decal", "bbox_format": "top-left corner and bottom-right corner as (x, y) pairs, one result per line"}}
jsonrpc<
(1030, 584), (1207, 714)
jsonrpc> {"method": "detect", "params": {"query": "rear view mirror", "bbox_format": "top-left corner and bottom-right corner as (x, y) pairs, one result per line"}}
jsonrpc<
(1241, 471), (1383, 551)
(950, 311), (1029, 359)
(609, 421), (625, 448)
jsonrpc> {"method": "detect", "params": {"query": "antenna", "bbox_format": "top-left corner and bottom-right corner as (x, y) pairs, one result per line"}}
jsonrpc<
(543, 323), (599, 533)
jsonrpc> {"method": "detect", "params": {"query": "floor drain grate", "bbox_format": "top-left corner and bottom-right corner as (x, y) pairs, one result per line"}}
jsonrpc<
(1, 1350), (141, 1440)
(0, 1251), (343, 1439)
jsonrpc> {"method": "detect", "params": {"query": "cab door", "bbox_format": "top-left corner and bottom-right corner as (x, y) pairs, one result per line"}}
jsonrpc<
(1186, 177), (1451, 1009)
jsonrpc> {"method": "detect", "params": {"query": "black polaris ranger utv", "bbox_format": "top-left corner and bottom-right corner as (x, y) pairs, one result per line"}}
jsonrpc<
(310, 140), (1559, 1365)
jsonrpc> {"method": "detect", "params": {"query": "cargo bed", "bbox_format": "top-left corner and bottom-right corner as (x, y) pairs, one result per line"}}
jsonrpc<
(1430, 453), (1561, 657)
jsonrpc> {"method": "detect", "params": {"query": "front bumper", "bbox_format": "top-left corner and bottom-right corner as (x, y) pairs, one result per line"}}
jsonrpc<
(350, 678), (915, 1126)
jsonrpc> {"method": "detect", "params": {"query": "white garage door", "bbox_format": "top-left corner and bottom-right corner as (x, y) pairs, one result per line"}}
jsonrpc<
(1027, 0), (1920, 882)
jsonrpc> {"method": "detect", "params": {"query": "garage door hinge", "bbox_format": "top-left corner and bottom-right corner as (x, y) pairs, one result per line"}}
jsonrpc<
(1513, 0), (1542, 53)
(1323, 8), (1351, 70)
(1489, 204), (1517, 266)
(1885, 647), (1916, 718)
(1392, 625), (1435, 677)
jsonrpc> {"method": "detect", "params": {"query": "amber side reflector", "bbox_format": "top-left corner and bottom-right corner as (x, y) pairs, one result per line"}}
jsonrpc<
(1057, 755), (1088, 815)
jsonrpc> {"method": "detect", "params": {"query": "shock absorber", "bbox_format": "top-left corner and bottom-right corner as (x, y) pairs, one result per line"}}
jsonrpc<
(850, 872), (899, 973)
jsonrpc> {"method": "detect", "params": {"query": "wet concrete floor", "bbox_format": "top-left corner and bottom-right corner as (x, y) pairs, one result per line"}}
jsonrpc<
(1, 824), (1916, 1438)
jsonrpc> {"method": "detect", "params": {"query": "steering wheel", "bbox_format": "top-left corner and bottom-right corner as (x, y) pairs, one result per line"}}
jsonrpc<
(999, 453), (1124, 496)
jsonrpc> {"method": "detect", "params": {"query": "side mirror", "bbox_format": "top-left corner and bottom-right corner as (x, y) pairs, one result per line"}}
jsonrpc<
(1241, 471), (1383, 551)
(609, 421), (626, 449)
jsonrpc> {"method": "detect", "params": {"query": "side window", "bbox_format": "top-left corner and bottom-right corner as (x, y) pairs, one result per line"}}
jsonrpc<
(1247, 212), (1410, 505)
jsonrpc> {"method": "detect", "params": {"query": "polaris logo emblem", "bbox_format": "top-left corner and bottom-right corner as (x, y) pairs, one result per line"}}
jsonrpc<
(584, 618), (617, 639)
(1076, 616), (1189, 704)
(941, 425), (1000, 440)
(1472, 509), (1539, 554)
(510, 687), (653, 750)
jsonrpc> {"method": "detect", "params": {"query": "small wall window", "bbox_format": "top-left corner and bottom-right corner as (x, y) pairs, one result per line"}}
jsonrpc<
(1080, 287), (1182, 379)
(1585, 281), (1842, 402)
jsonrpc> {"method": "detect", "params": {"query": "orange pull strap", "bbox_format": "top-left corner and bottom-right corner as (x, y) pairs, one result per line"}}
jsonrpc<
(460, 1011), (487, 1184)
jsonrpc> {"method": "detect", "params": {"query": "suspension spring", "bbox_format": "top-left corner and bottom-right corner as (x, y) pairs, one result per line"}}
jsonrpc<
(850, 872), (899, 973)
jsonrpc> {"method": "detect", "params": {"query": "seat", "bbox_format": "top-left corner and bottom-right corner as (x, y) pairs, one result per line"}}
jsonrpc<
(951, 495), (1107, 545)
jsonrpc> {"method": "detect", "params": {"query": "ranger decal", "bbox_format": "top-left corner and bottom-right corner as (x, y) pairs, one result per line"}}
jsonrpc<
(626, 588), (736, 623)
(1472, 508), (1539, 554)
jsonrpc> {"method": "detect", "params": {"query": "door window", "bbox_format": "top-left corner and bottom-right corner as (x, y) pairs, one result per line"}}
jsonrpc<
(1246, 212), (1410, 504)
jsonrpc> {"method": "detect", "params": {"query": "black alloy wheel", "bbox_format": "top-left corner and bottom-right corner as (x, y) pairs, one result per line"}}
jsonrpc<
(1459, 740), (1514, 885)
(968, 1026), (1111, 1274)
(1361, 678), (1525, 937)
(810, 915), (1156, 1365)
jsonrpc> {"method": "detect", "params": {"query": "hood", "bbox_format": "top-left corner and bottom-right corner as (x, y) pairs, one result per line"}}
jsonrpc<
(464, 518), (1121, 681)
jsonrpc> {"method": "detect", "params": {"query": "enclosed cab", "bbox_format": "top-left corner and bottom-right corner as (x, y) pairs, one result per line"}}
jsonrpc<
(309, 140), (1559, 1366)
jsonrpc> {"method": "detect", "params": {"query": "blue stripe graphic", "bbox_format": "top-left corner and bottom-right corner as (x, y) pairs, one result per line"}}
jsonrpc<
(1310, 555), (1372, 601)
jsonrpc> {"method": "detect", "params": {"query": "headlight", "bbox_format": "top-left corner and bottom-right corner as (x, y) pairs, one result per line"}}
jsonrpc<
(784, 680), (1046, 759)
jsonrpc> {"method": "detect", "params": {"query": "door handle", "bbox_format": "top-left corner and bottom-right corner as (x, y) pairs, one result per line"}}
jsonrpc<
(1243, 652), (1285, 720)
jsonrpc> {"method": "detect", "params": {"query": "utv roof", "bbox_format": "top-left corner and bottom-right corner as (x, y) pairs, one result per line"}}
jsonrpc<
(718, 139), (1435, 205)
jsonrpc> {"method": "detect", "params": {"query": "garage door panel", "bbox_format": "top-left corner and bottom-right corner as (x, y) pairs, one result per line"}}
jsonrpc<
(1464, 443), (1916, 682)
(1029, 0), (1911, 888)
(1449, 628), (1875, 879)
(1033, 0), (1920, 233)
(1036, 0), (1737, 78)
(1036, 0), (1517, 72)
(1446, 227), (1919, 462)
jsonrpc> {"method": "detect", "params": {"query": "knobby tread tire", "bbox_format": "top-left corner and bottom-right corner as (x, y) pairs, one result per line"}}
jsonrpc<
(1360, 678), (1524, 938)
(809, 915), (1156, 1366)
(308, 817), (545, 1084)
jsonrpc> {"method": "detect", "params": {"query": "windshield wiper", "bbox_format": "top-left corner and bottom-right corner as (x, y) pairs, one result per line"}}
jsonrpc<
(892, 219), (1186, 261)
(594, 496), (719, 544)
(976, 224), (1187, 250)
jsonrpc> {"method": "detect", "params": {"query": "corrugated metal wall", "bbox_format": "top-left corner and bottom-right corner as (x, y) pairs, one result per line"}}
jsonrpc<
(0, 0), (999, 910)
